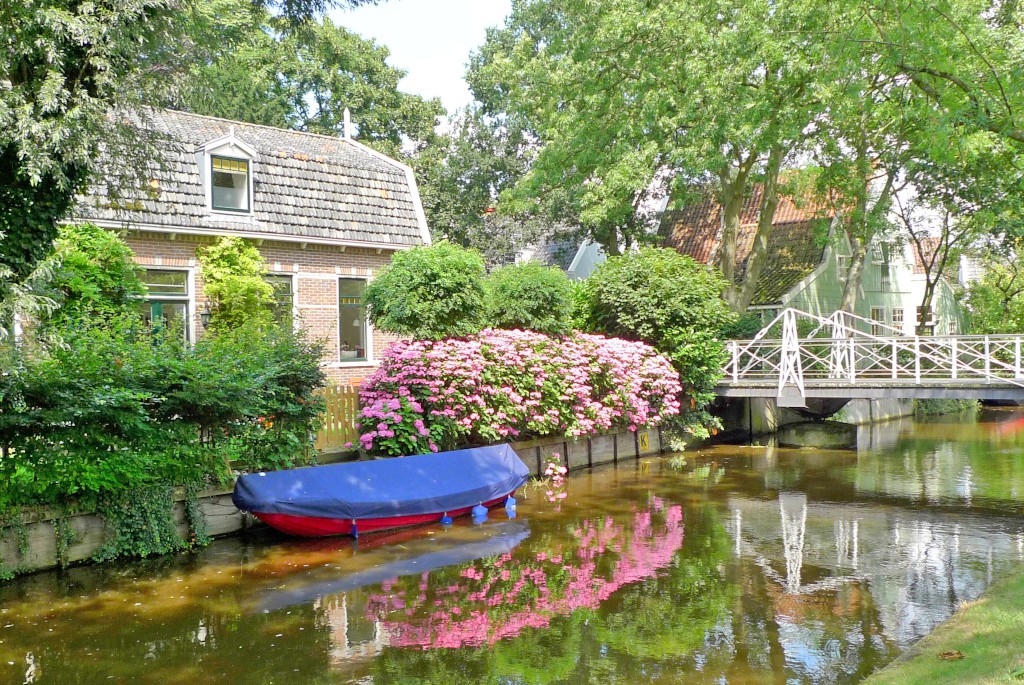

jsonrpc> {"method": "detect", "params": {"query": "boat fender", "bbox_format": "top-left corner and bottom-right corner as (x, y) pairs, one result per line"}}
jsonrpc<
(472, 503), (488, 518)
(505, 496), (517, 519)
(440, 513), (453, 526)
(351, 519), (358, 539)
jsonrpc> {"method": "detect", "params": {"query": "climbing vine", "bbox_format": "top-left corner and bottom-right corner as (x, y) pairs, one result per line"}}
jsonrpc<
(0, 513), (30, 580)
(183, 482), (211, 548)
(53, 515), (77, 569)
(94, 484), (184, 562)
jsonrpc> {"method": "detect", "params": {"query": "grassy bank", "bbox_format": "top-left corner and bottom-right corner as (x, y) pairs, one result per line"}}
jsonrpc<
(866, 569), (1024, 685)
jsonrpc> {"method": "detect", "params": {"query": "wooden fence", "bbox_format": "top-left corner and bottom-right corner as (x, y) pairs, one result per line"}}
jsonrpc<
(314, 384), (361, 453)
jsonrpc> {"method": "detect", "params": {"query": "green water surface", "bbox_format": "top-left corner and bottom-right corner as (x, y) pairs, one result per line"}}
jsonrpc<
(3, 409), (1024, 684)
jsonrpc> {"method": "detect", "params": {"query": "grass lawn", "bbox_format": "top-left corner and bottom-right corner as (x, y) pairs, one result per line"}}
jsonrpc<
(865, 568), (1024, 685)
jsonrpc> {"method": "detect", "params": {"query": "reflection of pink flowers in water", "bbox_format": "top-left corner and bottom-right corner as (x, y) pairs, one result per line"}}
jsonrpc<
(364, 500), (684, 649)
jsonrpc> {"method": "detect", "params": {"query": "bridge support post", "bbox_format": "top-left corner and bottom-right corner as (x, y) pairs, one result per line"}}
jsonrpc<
(914, 337), (921, 383)
(1016, 338), (1022, 380)
(951, 338), (958, 380)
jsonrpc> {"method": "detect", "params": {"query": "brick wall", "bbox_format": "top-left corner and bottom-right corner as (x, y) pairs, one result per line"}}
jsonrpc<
(123, 231), (404, 384)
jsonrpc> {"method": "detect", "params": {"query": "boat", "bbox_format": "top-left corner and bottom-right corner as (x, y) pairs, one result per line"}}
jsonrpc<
(232, 443), (531, 537)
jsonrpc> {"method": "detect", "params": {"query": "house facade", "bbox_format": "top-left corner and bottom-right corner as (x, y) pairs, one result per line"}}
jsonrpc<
(74, 109), (430, 383)
(661, 186), (966, 336)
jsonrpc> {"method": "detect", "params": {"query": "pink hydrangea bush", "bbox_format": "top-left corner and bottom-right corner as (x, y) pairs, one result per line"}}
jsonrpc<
(357, 328), (683, 455)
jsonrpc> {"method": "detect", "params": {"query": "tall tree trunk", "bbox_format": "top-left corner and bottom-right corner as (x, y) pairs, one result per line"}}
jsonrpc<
(840, 233), (867, 313)
(735, 145), (783, 311)
(718, 167), (752, 311)
(916, 284), (936, 335)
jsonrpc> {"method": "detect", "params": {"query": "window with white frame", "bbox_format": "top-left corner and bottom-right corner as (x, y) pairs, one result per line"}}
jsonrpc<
(339, 278), (368, 361)
(870, 306), (886, 336)
(837, 254), (849, 281)
(264, 274), (294, 323)
(140, 269), (190, 340)
(892, 307), (904, 332)
(211, 156), (250, 212)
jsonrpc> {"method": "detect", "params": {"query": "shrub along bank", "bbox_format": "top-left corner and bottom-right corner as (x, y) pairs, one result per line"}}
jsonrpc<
(0, 227), (326, 574)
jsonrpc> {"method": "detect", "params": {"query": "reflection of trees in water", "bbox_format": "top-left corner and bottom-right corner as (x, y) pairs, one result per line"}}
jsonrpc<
(853, 413), (1024, 509)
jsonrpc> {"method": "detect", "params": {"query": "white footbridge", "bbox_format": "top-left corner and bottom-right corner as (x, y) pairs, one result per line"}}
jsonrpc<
(719, 308), (1024, 407)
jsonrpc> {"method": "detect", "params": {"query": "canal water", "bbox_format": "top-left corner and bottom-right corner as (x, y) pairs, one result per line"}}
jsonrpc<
(3, 409), (1024, 684)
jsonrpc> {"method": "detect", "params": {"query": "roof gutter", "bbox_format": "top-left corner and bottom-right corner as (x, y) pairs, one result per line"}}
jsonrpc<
(75, 218), (415, 252)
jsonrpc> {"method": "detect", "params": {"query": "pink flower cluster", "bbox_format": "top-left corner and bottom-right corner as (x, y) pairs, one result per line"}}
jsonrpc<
(358, 329), (683, 455)
(364, 498), (684, 648)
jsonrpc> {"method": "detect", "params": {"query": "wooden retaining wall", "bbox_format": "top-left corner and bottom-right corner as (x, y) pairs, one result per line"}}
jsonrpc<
(0, 428), (664, 577)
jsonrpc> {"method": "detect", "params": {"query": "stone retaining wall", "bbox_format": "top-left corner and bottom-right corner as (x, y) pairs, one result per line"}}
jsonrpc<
(0, 428), (664, 577)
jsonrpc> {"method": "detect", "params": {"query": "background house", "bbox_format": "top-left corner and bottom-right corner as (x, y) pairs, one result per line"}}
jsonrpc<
(660, 186), (966, 336)
(75, 109), (431, 383)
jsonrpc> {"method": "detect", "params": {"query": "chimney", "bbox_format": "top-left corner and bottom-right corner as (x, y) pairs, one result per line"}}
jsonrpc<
(343, 108), (353, 140)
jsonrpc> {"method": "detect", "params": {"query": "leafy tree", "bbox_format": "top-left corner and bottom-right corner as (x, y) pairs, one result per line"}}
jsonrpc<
(364, 242), (488, 340)
(485, 262), (574, 335)
(0, 0), (182, 300)
(468, 0), (826, 310)
(966, 250), (1024, 334)
(180, 1), (443, 158)
(581, 248), (736, 438)
(196, 237), (275, 329)
(47, 224), (146, 326)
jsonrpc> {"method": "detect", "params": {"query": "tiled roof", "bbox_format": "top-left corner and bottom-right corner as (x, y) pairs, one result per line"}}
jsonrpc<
(660, 185), (834, 305)
(533, 237), (581, 271)
(75, 109), (426, 247)
(911, 236), (942, 275)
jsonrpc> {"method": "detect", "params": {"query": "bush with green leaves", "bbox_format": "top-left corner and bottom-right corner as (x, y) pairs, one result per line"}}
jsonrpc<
(365, 242), (488, 340)
(0, 314), (326, 514)
(47, 223), (146, 326)
(485, 261), (574, 335)
(196, 236), (275, 329)
(580, 247), (736, 439)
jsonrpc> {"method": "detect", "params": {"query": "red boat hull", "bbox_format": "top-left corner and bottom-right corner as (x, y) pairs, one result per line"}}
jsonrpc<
(252, 493), (514, 538)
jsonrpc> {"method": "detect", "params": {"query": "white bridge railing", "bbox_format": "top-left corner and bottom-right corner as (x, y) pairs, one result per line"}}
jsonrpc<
(723, 308), (1024, 403)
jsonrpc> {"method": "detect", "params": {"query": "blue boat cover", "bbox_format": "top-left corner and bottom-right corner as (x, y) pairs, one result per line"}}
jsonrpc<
(232, 444), (531, 520)
(257, 521), (530, 612)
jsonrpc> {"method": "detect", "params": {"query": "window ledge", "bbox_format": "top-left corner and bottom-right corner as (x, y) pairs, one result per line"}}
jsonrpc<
(322, 361), (377, 369)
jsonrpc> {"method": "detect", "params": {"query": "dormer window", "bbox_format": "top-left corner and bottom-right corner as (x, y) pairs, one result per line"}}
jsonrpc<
(211, 156), (250, 212)
(200, 126), (257, 216)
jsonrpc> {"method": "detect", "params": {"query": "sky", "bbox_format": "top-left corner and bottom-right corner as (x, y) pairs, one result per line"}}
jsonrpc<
(332, 0), (513, 116)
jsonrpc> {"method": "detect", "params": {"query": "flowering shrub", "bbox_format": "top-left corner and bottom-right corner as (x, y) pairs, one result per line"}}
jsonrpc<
(358, 328), (682, 455)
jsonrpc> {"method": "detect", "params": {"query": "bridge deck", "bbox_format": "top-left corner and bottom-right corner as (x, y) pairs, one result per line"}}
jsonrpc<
(717, 379), (1024, 401)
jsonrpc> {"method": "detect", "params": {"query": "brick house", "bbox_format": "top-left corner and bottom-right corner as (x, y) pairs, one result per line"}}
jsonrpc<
(74, 109), (430, 383)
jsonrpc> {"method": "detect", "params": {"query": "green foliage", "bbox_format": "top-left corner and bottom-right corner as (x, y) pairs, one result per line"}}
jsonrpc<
(180, 0), (443, 159)
(48, 223), (146, 326)
(0, 314), (325, 514)
(913, 399), (979, 417)
(365, 242), (488, 340)
(53, 515), (77, 569)
(966, 255), (1024, 334)
(485, 262), (574, 335)
(581, 248), (736, 437)
(197, 237), (275, 329)
(94, 484), (184, 561)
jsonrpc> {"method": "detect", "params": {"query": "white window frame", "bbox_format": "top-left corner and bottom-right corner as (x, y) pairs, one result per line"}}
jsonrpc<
(200, 128), (258, 218)
(870, 306), (886, 336)
(210, 154), (252, 213)
(892, 307), (904, 333)
(139, 266), (196, 343)
(337, 276), (373, 364)
(837, 254), (849, 281)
